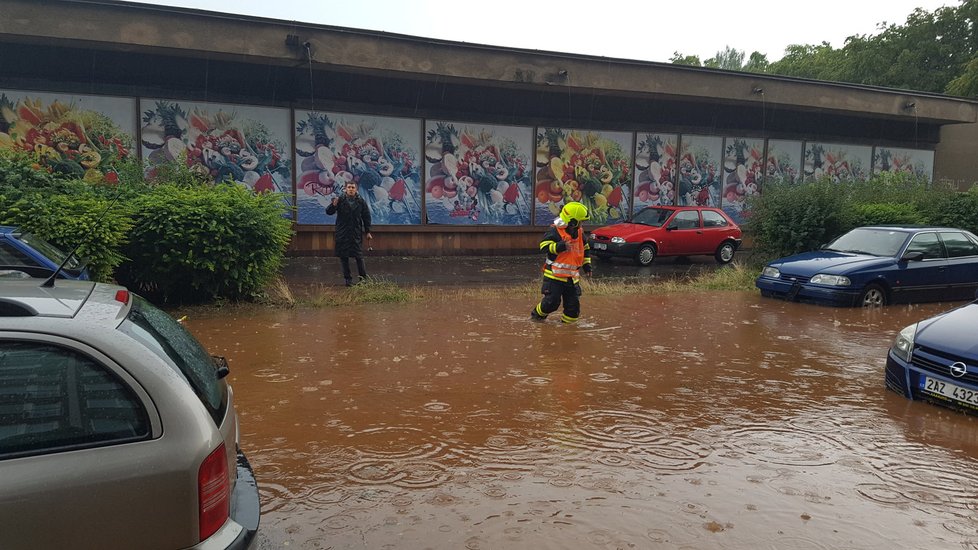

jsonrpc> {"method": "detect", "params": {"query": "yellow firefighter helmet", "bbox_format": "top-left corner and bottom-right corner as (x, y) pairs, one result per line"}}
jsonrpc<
(559, 202), (590, 224)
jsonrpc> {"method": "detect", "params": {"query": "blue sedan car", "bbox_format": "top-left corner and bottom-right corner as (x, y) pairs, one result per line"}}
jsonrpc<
(755, 226), (978, 306)
(886, 298), (978, 414)
(0, 226), (90, 280)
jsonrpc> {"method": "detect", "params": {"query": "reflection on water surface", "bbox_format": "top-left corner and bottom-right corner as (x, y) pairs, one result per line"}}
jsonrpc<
(182, 292), (978, 549)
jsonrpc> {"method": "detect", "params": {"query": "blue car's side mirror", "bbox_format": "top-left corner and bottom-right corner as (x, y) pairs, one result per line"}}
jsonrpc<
(901, 251), (925, 262)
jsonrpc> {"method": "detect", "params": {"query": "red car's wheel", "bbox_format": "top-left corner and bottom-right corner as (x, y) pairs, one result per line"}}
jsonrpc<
(715, 241), (736, 264)
(635, 244), (656, 266)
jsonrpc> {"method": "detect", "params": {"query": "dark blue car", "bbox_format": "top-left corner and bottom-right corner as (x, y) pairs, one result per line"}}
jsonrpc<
(886, 298), (978, 414)
(0, 226), (90, 280)
(755, 226), (978, 307)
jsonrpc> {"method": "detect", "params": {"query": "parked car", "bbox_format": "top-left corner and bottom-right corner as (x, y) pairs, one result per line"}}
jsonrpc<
(886, 296), (978, 415)
(589, 206), (742, 266)
(0, 279), (259, 549)
(0, 226), (90, 280)
(755, 226), (978, 307)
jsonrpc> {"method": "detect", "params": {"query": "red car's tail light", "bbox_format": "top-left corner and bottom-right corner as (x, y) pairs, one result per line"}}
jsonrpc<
(114, 289), (130, 304)
(198, 443), (230, 541)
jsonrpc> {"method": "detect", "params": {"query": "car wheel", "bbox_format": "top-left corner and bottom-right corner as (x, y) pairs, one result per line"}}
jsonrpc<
(715, 241), (736, 264)
(859, 284), (886, 307)
(635, 244), (656, 266)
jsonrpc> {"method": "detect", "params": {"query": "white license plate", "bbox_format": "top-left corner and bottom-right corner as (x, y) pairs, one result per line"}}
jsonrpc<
(593, 243), (607, 250)
(920, 376), (978, 407)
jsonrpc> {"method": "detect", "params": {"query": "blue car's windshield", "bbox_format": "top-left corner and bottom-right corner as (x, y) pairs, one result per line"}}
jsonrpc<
(632, 207), (673, 227)
(824, 228), (910, 257)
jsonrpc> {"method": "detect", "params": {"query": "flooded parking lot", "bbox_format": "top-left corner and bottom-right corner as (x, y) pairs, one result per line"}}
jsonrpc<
(182, 292), (978, 549)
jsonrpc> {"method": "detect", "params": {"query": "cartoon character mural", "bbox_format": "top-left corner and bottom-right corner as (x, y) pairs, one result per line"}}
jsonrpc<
(140, 99), (292, 204)
(873, 146), (934, 182)
(721, 138), (763, 224)
(534, 128), (631, 225)
(295, 111), (422, 225)
(677, 135), (723, 207)
(766, 140), (802, 184)
(803, 142), (871, 182)
(632, 133), (677, 213)
(0, 90), (135, 183)
(424, 121), (532, 225)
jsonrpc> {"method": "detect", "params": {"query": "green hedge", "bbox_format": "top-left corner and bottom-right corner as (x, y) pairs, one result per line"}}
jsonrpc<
(747, 173), (977, 262)
(0, 152), (293, 303)
(1, 190), (132, 281)
(116, 183), (292, 302)
(745, 178), (849, 260)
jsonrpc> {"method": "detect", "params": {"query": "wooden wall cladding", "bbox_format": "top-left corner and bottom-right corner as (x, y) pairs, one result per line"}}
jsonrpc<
(289, 226), (545, 256)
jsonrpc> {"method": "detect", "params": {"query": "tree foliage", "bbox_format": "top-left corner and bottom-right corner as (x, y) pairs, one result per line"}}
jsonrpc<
(669, 1), (978, 97)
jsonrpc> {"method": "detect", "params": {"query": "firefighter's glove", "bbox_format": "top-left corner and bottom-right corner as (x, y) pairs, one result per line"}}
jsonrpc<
(554, 240), (568, 253)
(582, 263), (593, 276)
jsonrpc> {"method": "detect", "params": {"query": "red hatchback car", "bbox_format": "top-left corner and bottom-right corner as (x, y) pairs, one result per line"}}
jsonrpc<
(589, 206), (742, 266)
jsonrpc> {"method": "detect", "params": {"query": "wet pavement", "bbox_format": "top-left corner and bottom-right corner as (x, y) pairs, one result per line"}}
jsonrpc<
(181, 290), (978, 550)
(282, 253), (731, 287)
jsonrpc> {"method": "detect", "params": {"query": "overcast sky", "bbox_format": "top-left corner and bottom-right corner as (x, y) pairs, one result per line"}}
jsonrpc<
(125, 0), (955, 63)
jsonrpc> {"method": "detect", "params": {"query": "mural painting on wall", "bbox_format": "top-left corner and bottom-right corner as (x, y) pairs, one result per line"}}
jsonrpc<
(296, 112), (422, 225)
(766, 139), (802, 184)
(140, 99), (292, 200)
(632, 133), (677, 214)
(873, 146), (934, 182)
(534, 128), (632, 226)
(803, 142), (871, 182)
(0, 89), (135, 183)
(424, 121), (532, 225)
(678, 135), (723, 207)
(721, 137), (763, 225)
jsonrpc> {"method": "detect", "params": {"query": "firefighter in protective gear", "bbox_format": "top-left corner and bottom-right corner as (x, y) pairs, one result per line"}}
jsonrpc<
(530, 202), (593, 323)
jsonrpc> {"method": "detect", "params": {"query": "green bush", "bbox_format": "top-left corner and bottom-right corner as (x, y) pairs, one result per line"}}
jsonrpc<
(917, 186), (978, 234)
(746, 178), (849, 259)
(117, 183), (292, 302)
(847, 203), (923, 227)
(0, 189), (133, 281)
(747, 174), (978, 263)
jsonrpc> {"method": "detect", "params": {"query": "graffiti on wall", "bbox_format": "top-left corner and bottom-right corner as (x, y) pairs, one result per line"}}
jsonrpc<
(0, 89), (135, 182)
(535, 128), (632, 226)
(295, 112), (422, 225)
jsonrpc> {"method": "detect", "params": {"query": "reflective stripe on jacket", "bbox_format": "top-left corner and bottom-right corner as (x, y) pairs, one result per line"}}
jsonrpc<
(542, 225), (585, 280)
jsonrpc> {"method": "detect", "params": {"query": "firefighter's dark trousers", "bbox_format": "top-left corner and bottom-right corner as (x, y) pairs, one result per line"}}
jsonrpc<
(533, 277), (581, 323)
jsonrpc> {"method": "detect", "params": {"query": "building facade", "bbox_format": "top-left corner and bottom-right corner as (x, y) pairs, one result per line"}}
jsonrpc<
(2, 0), (977, 255)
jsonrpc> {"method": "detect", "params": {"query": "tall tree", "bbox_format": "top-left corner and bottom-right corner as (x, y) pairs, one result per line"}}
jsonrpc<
(743, 52), (770, 73)
(669, 52), (702, 67)
(704, 46), (746, 70)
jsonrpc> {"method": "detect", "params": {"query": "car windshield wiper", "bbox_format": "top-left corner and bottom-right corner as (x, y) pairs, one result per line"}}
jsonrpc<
(843, 249), (877, 256)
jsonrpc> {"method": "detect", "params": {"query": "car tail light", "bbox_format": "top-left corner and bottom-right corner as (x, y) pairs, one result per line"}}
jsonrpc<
(114, 289), (130, 304)
(198, 443), (230, 541)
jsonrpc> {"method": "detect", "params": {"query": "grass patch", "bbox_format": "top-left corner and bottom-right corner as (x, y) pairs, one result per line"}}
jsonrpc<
(285, 262), (762, 307)
(298, 276), (417, 307)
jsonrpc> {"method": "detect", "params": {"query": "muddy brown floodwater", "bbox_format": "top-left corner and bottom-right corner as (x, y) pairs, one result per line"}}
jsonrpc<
(181, 292), (978, 550)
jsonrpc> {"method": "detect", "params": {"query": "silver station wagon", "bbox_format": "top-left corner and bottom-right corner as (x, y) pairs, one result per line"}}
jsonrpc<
(0, 279), (259, 549)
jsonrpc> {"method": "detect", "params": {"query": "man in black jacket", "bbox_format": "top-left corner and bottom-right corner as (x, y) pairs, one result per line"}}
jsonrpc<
(326, 181), (373, 286)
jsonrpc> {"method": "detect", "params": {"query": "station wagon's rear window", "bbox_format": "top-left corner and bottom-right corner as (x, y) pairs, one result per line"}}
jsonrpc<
(119, 296), (227, 425)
